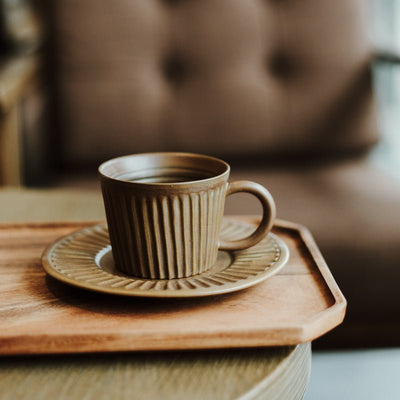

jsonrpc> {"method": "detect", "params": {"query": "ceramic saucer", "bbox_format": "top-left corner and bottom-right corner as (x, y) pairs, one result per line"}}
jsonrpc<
(41, 219), (289, 298)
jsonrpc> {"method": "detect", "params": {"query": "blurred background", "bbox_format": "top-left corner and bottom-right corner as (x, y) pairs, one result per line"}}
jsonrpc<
(1, 1), (400, 399)
(369, 0), (400, 182)
(0, 0), (399, 187)
(1, 0), (399, 187)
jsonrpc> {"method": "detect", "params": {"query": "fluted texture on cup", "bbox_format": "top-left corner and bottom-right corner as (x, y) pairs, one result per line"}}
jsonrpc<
(102, 185), (227, 279)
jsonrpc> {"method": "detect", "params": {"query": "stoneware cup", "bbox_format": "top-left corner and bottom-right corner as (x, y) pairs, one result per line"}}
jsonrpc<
(99, 152), (276, 279)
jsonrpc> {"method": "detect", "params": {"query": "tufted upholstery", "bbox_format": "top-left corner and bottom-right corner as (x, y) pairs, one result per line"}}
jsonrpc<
(54, 0), (378, 167)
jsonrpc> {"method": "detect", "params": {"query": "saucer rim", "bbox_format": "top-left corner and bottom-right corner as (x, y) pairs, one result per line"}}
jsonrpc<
(41, 221), (289, 298)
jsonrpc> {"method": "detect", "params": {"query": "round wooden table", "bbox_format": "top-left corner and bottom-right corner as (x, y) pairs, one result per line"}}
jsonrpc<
(0, 344), (310, 400)
(0, 188), (312, 399)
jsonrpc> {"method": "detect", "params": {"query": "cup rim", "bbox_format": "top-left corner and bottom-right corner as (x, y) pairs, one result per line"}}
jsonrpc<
(98, 152), (230, 187)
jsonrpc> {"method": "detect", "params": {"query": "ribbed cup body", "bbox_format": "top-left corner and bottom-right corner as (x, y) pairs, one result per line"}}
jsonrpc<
(101, 181), (228, 279)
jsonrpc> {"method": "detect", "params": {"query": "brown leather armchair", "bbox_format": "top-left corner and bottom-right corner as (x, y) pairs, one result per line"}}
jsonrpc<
(4, 0), (400, 346)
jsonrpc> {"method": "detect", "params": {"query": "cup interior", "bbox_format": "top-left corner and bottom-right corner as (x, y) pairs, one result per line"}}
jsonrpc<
(99, 153), (229, 184)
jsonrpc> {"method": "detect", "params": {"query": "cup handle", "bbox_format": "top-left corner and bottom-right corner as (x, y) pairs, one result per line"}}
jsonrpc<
(218, 180), (276, 251)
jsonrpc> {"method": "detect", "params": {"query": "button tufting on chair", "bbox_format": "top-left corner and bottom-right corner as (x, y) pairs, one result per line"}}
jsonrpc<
(268, 53), (295, 79)
(162, 51), (189, 87)
(161, 0), (181, 7)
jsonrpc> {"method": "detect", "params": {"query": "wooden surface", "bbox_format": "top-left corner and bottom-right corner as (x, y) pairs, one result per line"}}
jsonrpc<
(0, 217), (346, 355)
(0, 189), (319, 399)
(0, 188), (105, 222)
(0, 343), (311, 400)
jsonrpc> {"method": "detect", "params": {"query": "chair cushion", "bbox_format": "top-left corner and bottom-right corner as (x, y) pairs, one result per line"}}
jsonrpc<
(226, 158), (400, 345)
(53, 0), (378, 167)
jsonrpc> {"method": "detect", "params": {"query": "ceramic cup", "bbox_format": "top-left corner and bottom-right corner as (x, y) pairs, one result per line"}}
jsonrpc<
(99, 152), (276, 279)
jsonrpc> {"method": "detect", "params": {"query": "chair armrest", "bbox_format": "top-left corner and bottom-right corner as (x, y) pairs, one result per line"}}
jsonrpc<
(0, 54), (41, 186)
(0, 54), (40, 117)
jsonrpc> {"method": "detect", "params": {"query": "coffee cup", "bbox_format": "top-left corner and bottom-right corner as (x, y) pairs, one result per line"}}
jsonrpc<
(99, 152), (276, 279)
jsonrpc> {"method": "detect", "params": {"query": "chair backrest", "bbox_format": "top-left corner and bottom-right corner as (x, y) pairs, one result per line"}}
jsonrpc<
(53, 0), (378, 168)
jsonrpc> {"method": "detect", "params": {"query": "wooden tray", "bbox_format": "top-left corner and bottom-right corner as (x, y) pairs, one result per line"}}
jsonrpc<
(0, 217), (346, 355)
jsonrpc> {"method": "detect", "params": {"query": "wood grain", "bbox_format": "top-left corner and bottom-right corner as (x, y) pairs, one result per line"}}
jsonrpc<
(0, 343), (311, 400)
(0, 217), (346, 355)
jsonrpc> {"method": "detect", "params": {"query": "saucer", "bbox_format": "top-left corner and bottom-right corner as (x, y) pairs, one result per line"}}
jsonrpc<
(41, 219), (289, 298)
